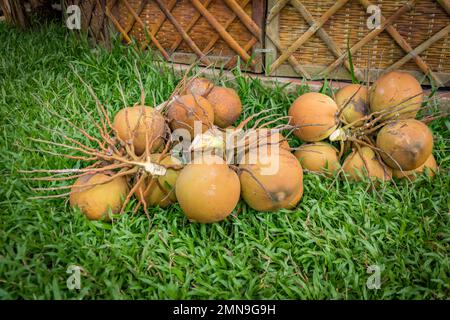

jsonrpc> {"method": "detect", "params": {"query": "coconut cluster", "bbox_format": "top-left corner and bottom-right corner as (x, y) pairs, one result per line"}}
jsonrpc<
(53, 75), (302, 224)
(288, 71), (438, 183)
(26, 70), (439, 226)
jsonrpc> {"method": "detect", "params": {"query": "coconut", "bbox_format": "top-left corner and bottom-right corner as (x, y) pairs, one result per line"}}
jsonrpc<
(342, 147), (392, 182)
(135, 154), (182, 208)
(376, 119), (433, 170)
(113, 106), (166, 155)
(240, 128), (291, 153)
(369, 71), (423, 119)
(294, 142), (340, 174)
(182, 77), (214, 97)
(167, 94), (214, 139)
(239, 148), (303, 212)
(288, 92), (339, 142)
(206, 86), (242, 128)
(335, 84), (369, 125)
(392, 154), (437, 180)
(175, 155), (240, 223)
(70, 173), (129, 221)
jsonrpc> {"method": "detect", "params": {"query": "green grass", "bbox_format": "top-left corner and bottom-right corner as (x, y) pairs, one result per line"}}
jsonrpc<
(0, 22), (449, 300)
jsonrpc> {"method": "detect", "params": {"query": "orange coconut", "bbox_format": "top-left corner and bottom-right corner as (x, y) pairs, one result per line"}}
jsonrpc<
(167, 94), (214, 139)
(376, 119), (433, 171)
(342, 147), (392, 182)
(369, 71), (423, 119)
(239, 148), (303, 212)
(288, 92), (339, 142)
(392, 153), (438, 180)
(70, 173), (129, 221)
(175, 155), (240, 223)
(113, 106), (166, 155)
(294, 142), (340, 174)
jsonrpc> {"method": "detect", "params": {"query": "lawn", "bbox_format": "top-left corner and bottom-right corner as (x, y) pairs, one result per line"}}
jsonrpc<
(0, 22), (449, 300)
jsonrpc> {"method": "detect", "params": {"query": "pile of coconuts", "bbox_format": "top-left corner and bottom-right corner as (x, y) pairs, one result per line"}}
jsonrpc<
(291, 70), (439, 183)
(25, 69), (442, 225)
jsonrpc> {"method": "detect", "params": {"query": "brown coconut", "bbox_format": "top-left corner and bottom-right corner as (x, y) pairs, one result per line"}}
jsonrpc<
(392, 153), (438, 180)
(342, 147), (392, 182)
(182, 77), (214, 97)
(206, 86), (242, 128)
(167, 94), (214, 139)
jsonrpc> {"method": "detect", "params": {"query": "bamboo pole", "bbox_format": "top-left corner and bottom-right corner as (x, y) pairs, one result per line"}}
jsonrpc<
(122, 0), (170, 60)
(436, 0), (450, 15)
(386, 24), (450, 73)
(154, 0), (210, 65)
(358, 0), (442, 86)
(223, 0), (262, 41)
(170, 0), (214, 53)
(266, 0), (289, 23)
(189, 0), (253, 65)
(138, 0), (177, 52)
(225, 36), (257, 69)
(105, 4), (132, 44)
(122, 0), (147, 36)
(202, 0), (251, 54)
(266, 31), (311, 78)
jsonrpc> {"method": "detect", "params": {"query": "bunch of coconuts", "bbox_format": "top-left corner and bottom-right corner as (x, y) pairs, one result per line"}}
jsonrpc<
(41, 75), (302, 224)
(26, 70), (439, 225)
(289, 70), (438, 183)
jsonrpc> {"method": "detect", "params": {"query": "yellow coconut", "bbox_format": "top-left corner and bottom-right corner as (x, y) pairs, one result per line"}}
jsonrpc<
(113, 106), (166, 155)
(294, 142), (340, 174)
(288, 92), (339, 142)
(376, 119), (433, 171)
(70, 173), (129, 221)
(335, 84), (369, 125)
(369, 71), (423, 119)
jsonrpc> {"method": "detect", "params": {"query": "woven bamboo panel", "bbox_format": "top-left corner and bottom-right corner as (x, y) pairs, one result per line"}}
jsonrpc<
(70, 0), (266, 73)
(265, 0), (450, 86)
